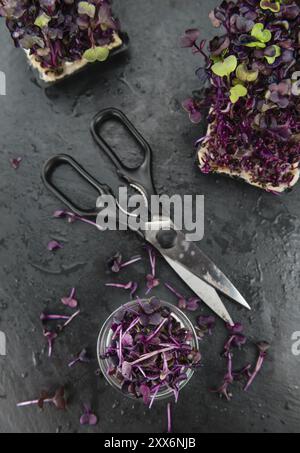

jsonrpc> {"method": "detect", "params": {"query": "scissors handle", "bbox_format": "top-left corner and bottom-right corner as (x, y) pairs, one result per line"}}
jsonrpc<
(90, 108), (156, 204)
(42, 154), (112, 218)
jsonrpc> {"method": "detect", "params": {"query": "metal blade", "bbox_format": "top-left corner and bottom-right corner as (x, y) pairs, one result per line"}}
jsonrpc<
(144, 219), (250, 310)
(163, 255), (234, 325)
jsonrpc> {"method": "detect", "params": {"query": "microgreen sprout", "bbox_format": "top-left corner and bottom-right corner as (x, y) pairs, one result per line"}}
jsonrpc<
(41, 309), (80, 357)
(145, 246), (160, 294)
(244, 341), (270, 391)
(105, 282), (138, 299)
(68, 348), (90, 368)
(17, 386), (66, 410)
(53, 210), (101, 229)
(43, 329), (58, 358)
(211, 352), (234, 401)
(164, 283), (200, 312)
(61, 288), (78, 309)
(107, 252), (142, 273)
(212, 323), (270, 400)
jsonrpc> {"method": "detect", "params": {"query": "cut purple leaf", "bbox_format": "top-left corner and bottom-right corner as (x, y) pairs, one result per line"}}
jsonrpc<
(47, 240), (64, 252)
(182, 98), (202, 124)
(10, 157), (22, 169)
(80, 404), (98, 426)
(180, 29), (201, 48)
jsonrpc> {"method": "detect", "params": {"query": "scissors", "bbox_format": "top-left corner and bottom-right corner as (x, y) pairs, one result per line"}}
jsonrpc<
(42, 108), (251, 325)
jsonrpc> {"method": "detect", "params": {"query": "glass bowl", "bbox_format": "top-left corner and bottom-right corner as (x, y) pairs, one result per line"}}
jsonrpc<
(97, 299), (199, 401)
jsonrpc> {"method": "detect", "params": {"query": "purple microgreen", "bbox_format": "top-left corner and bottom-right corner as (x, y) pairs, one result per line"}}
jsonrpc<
(68, 348), (90, 368)
(17, 386), (66, 410)
(61, 309), (80, 329)
(167, 403), (172, 433)
(211, 352), (234, 401)
(145, 318), (167, 343)
(145, 275), (160, 294)
(145, 247), (160, 294)
(244, 341), (270, 391)
(139, 384), (151, 405)
(61, 288), (78, 309)
(164, 283), (200, 311)
(233, 364), (252, 381)
(121, 361), (132, 381)
(182, 98), (202, 124)
(197, 315), (216, 336)
(180, 29), (201, 48)
(80, 404), (98, 426)
(47, 240), (64, 252)
(226, 322), (244, 334)
(53, 210), (100, 229)
(43, 329), (58, 358)
(105, 282), (138, 299)
(100, 299), (201, 406)
(183, 1), (300, 191)
(186, 298), (200, 312)
(107, 252), (142, 273)
(224, 334), (247, 357)
(40, 313), (70, 324)
(1, 1), (120, 74)
(10, 157), (22, 169)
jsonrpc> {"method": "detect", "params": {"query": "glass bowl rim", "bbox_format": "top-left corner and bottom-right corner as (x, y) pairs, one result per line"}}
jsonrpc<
(96, 298), (199, 402)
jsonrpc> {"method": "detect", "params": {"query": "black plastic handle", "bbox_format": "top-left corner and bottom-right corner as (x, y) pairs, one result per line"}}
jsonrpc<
(90, 108), (156, 204)
(42, 154), (112, 217)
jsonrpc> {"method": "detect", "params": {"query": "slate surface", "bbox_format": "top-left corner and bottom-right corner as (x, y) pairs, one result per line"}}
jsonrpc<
(0, 0), (299, 434)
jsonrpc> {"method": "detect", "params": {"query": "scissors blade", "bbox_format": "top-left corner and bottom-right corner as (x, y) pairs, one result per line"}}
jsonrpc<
(162, 255), (234, 325)
(183, 241), (251, 310)
(143, 217), (250, 310)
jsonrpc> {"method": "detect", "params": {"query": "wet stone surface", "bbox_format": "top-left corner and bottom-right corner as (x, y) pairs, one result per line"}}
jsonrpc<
(0, 0), (300, 433)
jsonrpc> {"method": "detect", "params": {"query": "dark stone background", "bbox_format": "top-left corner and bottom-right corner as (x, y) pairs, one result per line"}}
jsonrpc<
(0, 0), (300, 434)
